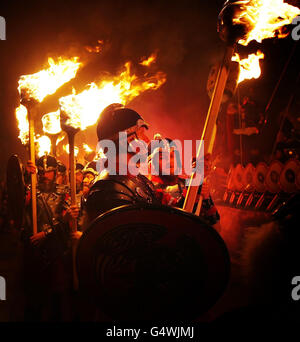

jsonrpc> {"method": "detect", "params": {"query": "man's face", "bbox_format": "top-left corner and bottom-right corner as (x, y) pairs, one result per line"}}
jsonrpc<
(76, 171), (84, 187)
(83, 173), (95, 195)
(135, 127), (150, 144)
(39, 170), (55, 184)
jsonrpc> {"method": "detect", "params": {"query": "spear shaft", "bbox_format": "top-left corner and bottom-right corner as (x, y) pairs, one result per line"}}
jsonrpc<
(67, 130), (79, 290)
(28, 106), (38, 235)
(183, 45), (235, 213)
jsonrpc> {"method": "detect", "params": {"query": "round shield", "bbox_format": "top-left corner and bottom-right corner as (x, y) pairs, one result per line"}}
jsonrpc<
(242, 163), (255, 191)
(279, 159), (300, 193)
(265, 161), (283, 193)
(77, 204), (230, 321)
(6, 155), (25, 228)
(233, 164), (244, 192)
(254, 162), (268, 193)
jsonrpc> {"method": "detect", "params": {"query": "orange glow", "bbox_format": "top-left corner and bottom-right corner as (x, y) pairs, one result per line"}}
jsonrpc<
(63, 144), (79, 157)
(83, 144), (93, 153)
(56, 134), (65, 146)
(85, 40), (104, 53)
(139, 52), (157, 66)
(15, 104), (29, 145)
(18, 57), (82, 102)
(36, 136), (51, 157)
(42, 110), (61, 135)
(234, 0), (300, 46)
(232, 51), (265, 83)
(59, 61), (166, 130)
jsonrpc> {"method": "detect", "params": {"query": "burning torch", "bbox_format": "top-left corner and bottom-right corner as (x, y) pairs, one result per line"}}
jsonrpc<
(42, 110), (62, 156)
(17, 57), (82, 234)
(17, 94), (39, 235)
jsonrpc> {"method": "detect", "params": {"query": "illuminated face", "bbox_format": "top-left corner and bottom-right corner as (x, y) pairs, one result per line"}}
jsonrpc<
(76, 171), (84, 187)
(136, 126), (150, 144)
(83, 173), (95, 195)
(39, 170), (55, 184)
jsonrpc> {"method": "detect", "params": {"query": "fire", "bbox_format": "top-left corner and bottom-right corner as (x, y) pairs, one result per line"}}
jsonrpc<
(233, 0), (300, 46)
(63, 144), (79, 157)
(15, 104), (29, 145)
(56, 134), (65, 146)
(59, 61), (166, 130)
(42, 110), (61, 135)
(232, 51), (265, 83)
(36, 136), (51, 157)
(83, 144), (93, 153)
(18, 57), (82, 102)
(139, 52), (157, 66)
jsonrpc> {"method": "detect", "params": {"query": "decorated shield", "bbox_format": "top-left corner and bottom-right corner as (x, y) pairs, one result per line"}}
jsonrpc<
(6, 155), (25, 228)
(279, 159), (300, 193)
(77, 204), (230, 321)
(242, 163), (255, 191)
(254, 162), (268, 193)
(233, 164), (244, 192)
(265, 161), (283, 193)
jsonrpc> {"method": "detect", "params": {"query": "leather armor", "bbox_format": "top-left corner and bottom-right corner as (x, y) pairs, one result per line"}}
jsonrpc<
(85, 172), (159, 222)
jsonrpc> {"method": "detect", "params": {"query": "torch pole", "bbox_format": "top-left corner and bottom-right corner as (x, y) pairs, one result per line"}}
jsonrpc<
(49, 134), (58, 157)
(28, 107), (38, 235)
(183, 45), (235, 214)
(67, 130), (79, 290)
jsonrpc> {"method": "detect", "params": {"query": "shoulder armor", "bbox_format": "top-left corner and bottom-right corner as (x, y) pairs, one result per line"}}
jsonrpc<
(86, 174), (159, 221)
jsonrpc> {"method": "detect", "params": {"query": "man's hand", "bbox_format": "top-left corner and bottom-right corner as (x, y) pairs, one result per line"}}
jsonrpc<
(30, 232), (46, 246)
(71, 231), (83, 242)
(63, 205), (80, 223)
(26, 160), (37, 175)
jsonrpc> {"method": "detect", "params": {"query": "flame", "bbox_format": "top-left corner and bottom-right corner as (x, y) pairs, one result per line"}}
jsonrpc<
(18, 57), (82, 102)
(63, 144), (79, 157)
(139, 52), (157, 66)
(59, 61), (166, 130)
(36, 136), (51, 157)
(233, 0), (300, 46)
(232, 51), (265, 83)
(83, 144), (93, 153)
(42, 110), (61, 135)
(56, 134), (65, 146)
(15, 105), (29, 145)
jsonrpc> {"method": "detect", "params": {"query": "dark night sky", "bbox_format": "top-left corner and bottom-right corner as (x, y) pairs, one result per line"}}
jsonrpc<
(1, 0), (300, 177)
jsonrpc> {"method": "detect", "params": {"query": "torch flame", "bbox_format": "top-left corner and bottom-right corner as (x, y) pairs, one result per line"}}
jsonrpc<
(15, 105), (29, 145)
(59, 60), (166, 130)
(139, 52), (157, 66)
(233, 0), (300, 46)
(83, 144), (93, 153)
(63, 144), (79, 157)
(18, 57), (82, 102)
(36, 136), (51, 157)
(42, 110), (62, 135)
(232, 51), (265, 83)
(56, 134), (65, 146)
